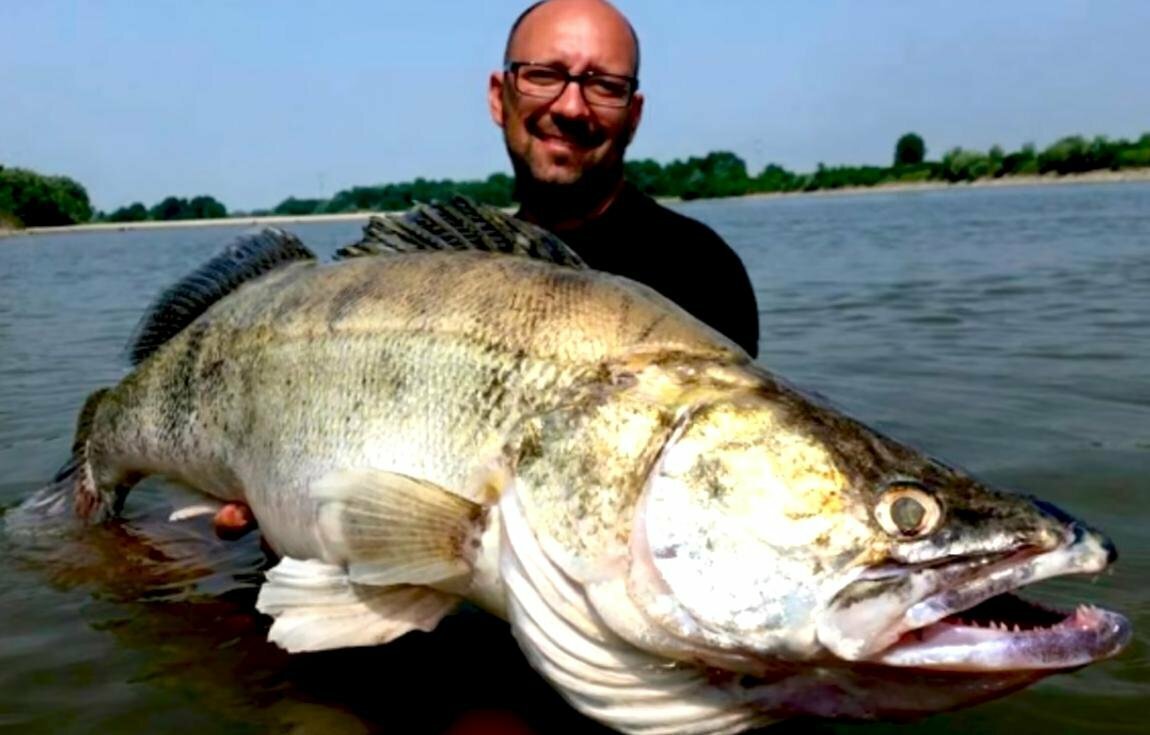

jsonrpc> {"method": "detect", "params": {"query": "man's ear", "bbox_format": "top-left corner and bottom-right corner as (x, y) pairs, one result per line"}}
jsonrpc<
(488, 71), (506, 127)
(625, 91), (644, 144)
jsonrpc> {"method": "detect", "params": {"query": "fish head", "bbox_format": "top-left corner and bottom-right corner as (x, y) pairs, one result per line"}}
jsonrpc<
(626, 373), (1130, 699)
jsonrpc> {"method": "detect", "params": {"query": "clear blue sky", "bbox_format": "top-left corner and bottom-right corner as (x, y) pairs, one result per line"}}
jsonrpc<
(2, 0), (1147, 212)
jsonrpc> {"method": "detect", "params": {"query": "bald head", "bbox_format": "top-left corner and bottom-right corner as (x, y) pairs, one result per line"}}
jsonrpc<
(503, 0), (640, 77)
(490, 0), (646, 225)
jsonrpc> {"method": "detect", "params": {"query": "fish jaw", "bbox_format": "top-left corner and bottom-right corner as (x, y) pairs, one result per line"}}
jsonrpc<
(817, 523), (1131, 670)
(734, 664), (1046, 722)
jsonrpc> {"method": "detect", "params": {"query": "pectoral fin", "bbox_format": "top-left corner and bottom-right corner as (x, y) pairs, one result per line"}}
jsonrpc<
(257, 557), (459, 653)
(315, 468), (486, 587)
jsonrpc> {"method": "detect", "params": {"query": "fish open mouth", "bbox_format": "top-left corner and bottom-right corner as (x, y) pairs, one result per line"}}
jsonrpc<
(826, 525), (1131, 671)
(868, 528), (1131, 670)
(875, 591), (1128, 670)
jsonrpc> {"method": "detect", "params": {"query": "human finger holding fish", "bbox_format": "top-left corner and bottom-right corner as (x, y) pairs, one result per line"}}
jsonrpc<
(13, 199), (1130, 734)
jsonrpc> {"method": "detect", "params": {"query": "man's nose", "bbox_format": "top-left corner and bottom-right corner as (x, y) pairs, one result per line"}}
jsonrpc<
(549, 79), (592, 120)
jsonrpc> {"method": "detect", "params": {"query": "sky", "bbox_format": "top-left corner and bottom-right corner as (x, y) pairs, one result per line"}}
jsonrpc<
(2, 0), (1148, 212)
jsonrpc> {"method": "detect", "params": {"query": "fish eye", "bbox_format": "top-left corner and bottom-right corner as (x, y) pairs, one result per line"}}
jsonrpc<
(875, 484), (942, 538)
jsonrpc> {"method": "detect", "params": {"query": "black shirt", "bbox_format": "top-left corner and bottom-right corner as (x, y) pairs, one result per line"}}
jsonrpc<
(547, 183), (760, 357)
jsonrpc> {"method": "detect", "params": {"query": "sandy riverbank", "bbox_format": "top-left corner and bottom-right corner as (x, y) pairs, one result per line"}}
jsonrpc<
(0, 211), (377, 239)
(729, 166), (1150, 203)
(4, 168), (1149, 239)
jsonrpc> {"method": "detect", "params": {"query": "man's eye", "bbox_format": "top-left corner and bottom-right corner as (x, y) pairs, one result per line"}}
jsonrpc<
(586, 78), (628, 97)
(522, 68), (565, 86)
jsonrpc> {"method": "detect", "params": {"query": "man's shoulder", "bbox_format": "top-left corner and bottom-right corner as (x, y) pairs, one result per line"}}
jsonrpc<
(617, 185), (734, 254)
(610, 184), (760, 357)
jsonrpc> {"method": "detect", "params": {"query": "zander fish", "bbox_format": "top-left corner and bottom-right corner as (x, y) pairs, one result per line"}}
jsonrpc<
(15, 199), (1131, 734)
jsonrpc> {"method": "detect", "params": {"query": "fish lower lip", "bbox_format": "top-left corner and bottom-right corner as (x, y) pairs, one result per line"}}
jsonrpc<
(876, 594), (1131, 670)
(875, 529), (1130, 670)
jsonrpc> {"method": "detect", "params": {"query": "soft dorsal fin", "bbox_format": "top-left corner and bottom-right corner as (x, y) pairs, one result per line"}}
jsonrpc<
(127, 228), (316, 365)
(335, 195), (587, 269)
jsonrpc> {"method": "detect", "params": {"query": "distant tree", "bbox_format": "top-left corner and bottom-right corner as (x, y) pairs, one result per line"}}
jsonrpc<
(1000, 143), (1038, 176)
(273, 197), (326, 216)
(809, 163), (890, 189)
(1038, 136), (1091, 174)
(323, 172), (517, 214)
(1088, 136), (1120, 170)
(659, 158), (697, 198)
(679, 169), (708, 200)
(752, 163), (800, 193)
(625, 158), (665, 195)
(0, 166), (93, 227)
(940, 148), (993, 182)
(150, 196), (188, 220)
(108, 202), (148, 222)
(456, 173), (514, 207)
(697, 151), (751, 197)
(187, 195), (227, 219)
(1117, 144), (1150, 168)
(485, 172), (516, 206)
(985, 145), (1005, 178)
(141, 195), (224, 220)
(894, 133), (926, 166)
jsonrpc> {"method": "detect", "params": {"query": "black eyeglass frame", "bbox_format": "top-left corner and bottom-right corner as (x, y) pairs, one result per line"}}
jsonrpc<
(504, 60), (640, 108)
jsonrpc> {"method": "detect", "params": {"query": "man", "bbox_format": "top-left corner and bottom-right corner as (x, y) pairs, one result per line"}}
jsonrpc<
(212, 0), (759, 539)
(489, 0), (760, 357)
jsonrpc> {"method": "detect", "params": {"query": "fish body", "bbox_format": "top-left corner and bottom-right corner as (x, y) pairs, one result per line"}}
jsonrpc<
(20, 200), (1131, 734)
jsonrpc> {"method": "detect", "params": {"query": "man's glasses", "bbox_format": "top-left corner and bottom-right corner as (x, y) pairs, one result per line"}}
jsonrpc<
(505, 61), (638, 109)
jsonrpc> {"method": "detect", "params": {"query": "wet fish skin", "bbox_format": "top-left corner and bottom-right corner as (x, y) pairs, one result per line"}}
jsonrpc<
(80, 249), (738, 560)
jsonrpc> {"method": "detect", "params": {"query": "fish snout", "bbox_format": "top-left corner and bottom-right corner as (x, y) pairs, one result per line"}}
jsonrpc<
(1027, 497), (1116, 564)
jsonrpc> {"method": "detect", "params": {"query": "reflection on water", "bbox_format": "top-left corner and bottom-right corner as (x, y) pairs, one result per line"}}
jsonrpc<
(1, 183), (1148, 733)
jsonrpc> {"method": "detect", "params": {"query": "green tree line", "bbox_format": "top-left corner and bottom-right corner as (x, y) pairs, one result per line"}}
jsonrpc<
(269, 131), (1150, 214)
(622, 132), (1150, 200)
(5, 130), (1149, 230)
(269, 173), (515, 216)
(0, 165), (93, 227)
(103, 195), (228, 223)
(0, 163), (229, 229)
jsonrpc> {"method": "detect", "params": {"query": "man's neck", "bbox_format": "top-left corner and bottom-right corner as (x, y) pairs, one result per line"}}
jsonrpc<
(516, 177), (627, 233)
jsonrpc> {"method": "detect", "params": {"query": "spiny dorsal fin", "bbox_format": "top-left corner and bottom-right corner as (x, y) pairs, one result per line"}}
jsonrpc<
(127, 228), (316, 365)
(335, 195), (587, 268)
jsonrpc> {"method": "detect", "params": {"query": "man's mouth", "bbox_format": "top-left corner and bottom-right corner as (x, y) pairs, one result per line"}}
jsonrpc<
(538, 134), (587, 152)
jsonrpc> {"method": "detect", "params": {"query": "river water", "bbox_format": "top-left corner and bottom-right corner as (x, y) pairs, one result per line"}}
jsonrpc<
(1, 183), (1147, 733)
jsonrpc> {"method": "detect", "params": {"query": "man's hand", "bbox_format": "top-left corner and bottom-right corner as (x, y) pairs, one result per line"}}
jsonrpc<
(213, 501), (257, 540)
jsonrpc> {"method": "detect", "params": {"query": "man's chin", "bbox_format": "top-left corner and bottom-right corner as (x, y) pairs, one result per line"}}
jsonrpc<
(528, 161), (588, 187)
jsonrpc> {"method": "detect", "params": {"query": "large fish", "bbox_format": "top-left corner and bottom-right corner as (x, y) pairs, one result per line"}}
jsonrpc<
(16, 199), (1130, 734)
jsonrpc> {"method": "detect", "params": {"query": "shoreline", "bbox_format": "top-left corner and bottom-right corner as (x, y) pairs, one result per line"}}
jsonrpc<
(729, 166), (1150, 203)
(4, 168), (1149, 239)
(0, 211), (377, 239)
